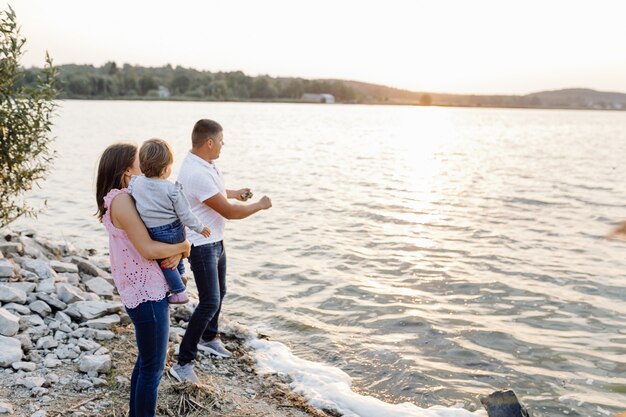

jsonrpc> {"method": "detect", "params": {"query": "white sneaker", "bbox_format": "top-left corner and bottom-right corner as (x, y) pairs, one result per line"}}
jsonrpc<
(169, 362), (200, 384)
(198, 338), (232, 358)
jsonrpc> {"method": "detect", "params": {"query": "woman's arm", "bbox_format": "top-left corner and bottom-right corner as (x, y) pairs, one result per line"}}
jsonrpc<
(111, 193), (190, 259)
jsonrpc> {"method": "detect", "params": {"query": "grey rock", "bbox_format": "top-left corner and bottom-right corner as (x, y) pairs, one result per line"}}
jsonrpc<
(78, 354), (111, 373)
(93, 330), (115, 341)
(16, 333), (33, 352)
(65, 301), (122, 321)
(57, 272), (80, 285)
(43, 354), (61, 368)
(0, 308), (20, 337)
(26, 324), (48, 338)
(30, 410), (47, 417)
(18, 376), (46, 389)
(35, 335), (58, 350)
(12, 361), (36, 371)
(29, 300), (52, 317)
(84, 314), (120, 330)
(49, 260), (78, 273)
(54, 311), (72, 325)
(75, 259), (110, 279)
(76, 378), (94, 390)
(20, 314), (45, 329)
(54, 346), (79, 360)
(0, 241), (23, 256)
(0, 258), (16, 278)
(36, 293), (67, 310)
(56, 284), (85, 304)
(21, 259), (57, 281)
(19, 269), (39, 282)
(53, 330), (68, 342)
(81, 292), (101, 301)
(36, 278), (56, 294)
(0, 335), (22, 366)
(31, 387), (48, 397)
(0, 284), (27, 303)
(481, 389), (530, 417)
(3, 302), (31, 315)
(45, 373), (59, 383)
(77, 338), (101, 352)
(3, 281), (37, 293)
(85, 277), (115, 296)
(91, 376), (107, 387)
(0, 401), (14, 414)
(19, 235), (50, 259)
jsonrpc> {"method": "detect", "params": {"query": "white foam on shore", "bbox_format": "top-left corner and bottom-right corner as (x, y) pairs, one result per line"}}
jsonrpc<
(248, 337), (487, 417)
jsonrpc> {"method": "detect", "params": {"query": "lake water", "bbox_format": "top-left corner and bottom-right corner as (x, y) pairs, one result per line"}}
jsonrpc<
(11, 100), (626, 416)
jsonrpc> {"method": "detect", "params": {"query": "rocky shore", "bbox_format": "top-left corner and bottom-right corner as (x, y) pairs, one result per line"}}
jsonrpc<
(0, 230), (327, 417)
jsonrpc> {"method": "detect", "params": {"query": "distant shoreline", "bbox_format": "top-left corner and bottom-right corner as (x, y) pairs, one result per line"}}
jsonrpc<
(57, 96), (626, 112)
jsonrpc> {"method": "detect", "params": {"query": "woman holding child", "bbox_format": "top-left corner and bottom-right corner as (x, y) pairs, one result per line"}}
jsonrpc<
(95, 142), (190, 417)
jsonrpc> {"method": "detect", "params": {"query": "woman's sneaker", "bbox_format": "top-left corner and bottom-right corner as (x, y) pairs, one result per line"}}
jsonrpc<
(169, 362), (200, 384)
(198, 338), (232, 358)
(168, 289), (189, 304)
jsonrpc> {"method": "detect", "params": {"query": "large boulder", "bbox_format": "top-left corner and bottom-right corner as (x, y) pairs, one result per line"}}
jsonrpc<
(0, 335), (22, 366)
(481, 389), (531, 417)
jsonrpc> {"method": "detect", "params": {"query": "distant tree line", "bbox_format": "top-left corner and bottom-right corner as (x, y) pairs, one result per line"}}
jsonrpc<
(17, 62), (359, 102)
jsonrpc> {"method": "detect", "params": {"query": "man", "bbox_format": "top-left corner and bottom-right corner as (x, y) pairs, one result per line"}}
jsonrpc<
(170, 119), (272, 383)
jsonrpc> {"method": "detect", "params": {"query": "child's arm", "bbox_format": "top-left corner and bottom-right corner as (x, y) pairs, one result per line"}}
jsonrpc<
(111, 193), (191, 259)
(172, 183), (211, 237)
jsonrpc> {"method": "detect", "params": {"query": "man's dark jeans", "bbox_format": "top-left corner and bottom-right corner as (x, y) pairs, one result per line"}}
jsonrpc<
(147, 220), (186, 294)
(125, 297), (169, 417)
(178, 241), (226, 365)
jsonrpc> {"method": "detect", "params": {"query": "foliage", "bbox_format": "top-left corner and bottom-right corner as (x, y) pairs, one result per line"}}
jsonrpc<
(19, 61), (359, 102)
(0, 6), (57, 227)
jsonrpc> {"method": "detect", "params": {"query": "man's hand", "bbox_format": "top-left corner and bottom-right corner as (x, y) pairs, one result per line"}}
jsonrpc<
(235, 188), (253, 201)
(200, 227), (212, 238)
(259, 196), (272, 210)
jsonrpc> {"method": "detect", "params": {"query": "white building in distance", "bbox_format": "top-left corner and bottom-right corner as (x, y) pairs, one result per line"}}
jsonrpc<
(301, 93), (335, 104)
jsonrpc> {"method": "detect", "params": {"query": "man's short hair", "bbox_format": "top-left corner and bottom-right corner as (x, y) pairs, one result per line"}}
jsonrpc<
(192, 119), (223, 148)
(139, 138), (174, 178)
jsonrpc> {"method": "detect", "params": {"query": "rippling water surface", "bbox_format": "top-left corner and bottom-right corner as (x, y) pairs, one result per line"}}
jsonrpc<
(13, 100), (626, 416)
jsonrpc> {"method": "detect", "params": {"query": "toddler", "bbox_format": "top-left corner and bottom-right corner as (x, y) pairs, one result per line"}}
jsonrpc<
(129, 138), (211, 303)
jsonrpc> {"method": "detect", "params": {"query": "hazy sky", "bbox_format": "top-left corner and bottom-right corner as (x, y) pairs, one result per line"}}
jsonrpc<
(4, 0), (626, 95)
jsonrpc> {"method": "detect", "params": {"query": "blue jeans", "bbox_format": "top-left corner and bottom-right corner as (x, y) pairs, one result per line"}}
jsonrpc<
(147, 220), (186, 294)
(125, 297), (169, 417)
(178, 241), (226, 365)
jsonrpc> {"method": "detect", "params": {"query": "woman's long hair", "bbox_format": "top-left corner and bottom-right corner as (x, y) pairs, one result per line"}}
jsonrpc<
(95, 143), (137, 222)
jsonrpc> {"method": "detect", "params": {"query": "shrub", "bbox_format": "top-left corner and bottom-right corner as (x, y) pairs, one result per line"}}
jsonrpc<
(0, 6), (57, 227)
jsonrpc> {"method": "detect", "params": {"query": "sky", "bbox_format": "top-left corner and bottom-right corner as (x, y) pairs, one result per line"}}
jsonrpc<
(3, 0), (626, 95)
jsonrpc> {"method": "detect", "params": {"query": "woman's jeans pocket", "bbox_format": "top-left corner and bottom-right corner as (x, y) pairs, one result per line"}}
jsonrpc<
(126, 302), (156, 325)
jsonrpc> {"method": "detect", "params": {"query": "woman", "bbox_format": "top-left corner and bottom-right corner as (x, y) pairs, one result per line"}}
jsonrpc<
(95, 143), (190, 417)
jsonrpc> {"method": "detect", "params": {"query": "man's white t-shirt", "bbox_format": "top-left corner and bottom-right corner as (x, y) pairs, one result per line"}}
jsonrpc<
(177, 152), (226, 246)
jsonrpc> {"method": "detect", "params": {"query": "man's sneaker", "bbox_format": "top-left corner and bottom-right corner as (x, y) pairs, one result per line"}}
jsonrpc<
(169, 362), (200, 384)
(198, 338), (232, 358)
(168, 289), (189, 304)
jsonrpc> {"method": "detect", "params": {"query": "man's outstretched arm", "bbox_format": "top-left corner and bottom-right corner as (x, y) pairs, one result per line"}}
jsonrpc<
(203, 192), (271, 220)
